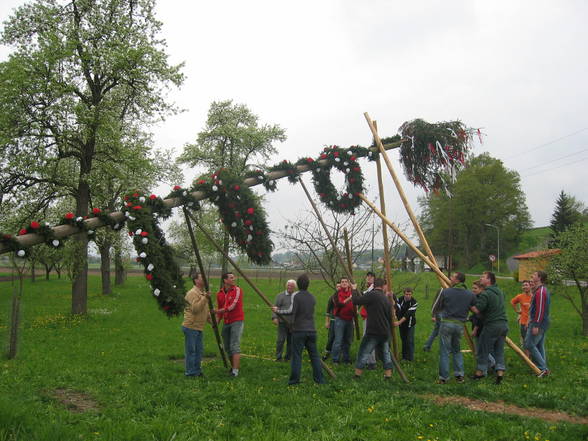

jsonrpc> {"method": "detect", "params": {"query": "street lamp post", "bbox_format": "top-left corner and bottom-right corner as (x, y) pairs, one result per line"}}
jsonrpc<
(485, 223), (500, 273)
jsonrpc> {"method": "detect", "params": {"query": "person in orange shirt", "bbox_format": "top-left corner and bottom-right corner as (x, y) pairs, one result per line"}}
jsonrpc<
(510, 280), (532, 349)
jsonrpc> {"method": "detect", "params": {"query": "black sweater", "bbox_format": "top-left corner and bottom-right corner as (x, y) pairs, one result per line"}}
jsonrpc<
(352, 288), (392, 336)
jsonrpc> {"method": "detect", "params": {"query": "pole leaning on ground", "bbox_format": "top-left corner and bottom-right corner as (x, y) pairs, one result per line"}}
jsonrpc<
(298, 178), (361, 340)
(359, 194), (540, 374)
(184, 210), (337, 379)
(182, 208), (229, 369)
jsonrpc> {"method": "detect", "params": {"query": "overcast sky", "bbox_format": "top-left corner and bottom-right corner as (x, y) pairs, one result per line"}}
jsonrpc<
(1, 0), (586, 250)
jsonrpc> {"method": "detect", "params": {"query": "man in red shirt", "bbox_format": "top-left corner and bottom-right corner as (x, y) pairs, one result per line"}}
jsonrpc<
(215, 272), (244, 377)
(331, 277), (357, 364)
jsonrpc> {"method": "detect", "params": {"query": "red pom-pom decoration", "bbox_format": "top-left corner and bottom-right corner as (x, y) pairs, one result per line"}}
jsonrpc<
(132, 205), (142, 211)
(173, 185), (181, 190)
(247, 208), (254, 215)
(65, 212), (74, 220)
(92, 208), (101, 215)
(140, 231), (149, 237)
(149, 194), (157, 200)
(19, 228), (27, 236)
(146, 274), (153, 281)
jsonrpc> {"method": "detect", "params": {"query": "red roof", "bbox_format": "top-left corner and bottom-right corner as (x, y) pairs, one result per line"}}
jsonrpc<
(513, 249), (561, 260)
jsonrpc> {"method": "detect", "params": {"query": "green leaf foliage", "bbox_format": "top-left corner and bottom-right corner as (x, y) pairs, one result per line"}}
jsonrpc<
(419, 153), (531, 268)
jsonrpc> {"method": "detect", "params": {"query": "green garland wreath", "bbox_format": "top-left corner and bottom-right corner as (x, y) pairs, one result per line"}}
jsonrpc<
(123, 191), (187, 317)
(398, 119), (479, 192)
(311, 145), (365, 213)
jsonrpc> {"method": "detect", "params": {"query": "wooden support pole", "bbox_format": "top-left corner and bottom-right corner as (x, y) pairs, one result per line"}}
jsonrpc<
(364, 113), (437, 267)
(182, 208), (229, 369)
(299, 178), (361, 340)
(184, 210), (336, 379)
(343, 228), (361, 340)
(506, 336), (542, 375)
(374, 121), (400, 359)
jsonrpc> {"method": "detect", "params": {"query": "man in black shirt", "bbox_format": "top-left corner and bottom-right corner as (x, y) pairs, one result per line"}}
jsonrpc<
(352, 278), (393, 379)
(272, 274), (325, 385)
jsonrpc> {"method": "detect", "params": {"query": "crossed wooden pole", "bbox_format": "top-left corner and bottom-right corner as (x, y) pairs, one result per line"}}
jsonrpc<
(362, 113), (540, 375)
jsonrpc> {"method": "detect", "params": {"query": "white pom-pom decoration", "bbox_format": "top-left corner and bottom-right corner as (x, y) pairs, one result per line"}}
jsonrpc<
(88, 230), (94, 235)
(335, 157), (341, 162)
(17, 250), (26, 257)
(129, 216), (136, 221)
(135, 229), (142, 235)
(231, 222), (237, 227)
(218, 180), (223, 185)
(182, 191), (187, 197)
(348, 194), (353, 199)
(153, 289), (161, 297)
(52, 240), (60, 247)
(344, 161), (349, 166)
(212, 185), (218, 191)
(76, 216), (83, 222)
(124, 212), (129, 218)
(247, 234), (253, 241)
(139, 252), (147, 258)
(147, 263), (154, 271)
(141, 238), (148, 244)
(139, 196), (146, 203)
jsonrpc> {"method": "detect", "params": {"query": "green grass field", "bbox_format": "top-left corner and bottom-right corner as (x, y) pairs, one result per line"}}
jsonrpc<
(0, 273), (587, 441)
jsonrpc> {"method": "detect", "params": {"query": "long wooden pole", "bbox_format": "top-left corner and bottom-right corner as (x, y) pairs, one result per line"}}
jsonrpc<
(298, 178), (361, 340)
(364, 117), (479, 355)
(185, 210), (336, 379)
(373, 121), (400, 359)
(0, 141), (406, 255)
(360, 194), (541, 372)
(343, 228), (361, 340)
(182, 208), (229, 369)
(364, 113), (437, 268)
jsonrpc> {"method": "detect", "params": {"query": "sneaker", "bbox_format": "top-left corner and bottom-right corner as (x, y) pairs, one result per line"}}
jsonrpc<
(537, 370), (550, 378)
(495, 375), (503, 385)
(455, 376), (464, 383)
(322, 353), (330, 361)
(384, 376), (392, 380)
(470, 374), (485, 380)
(436, 379), (447, 384)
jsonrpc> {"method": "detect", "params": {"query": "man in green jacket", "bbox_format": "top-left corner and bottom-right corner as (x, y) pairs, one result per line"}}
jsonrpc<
(471, 271), (508, 384)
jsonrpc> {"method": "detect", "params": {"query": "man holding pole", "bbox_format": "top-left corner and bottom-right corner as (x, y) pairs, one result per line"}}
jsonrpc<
(272, 274), (325, 385)
(181, 272), (210, 378)
(431, 272), (476, 384)
(471, 271), (508, 384)
(215, 272), (244, 377)
(272, 279), (296, 362)
(331, 277), (357, 364)
(352, 277), (394, 379)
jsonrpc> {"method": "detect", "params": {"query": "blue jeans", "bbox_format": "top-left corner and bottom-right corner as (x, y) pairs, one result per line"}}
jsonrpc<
(222, 320), (244, 356)
(182, 326), (203, 376)
(475, 336), (496, 368)
(524, 327), (548, 371)
(331, 317), (353, 363)
(439, 322), (464, 380)
(399, 326), (415, 361)
(477, 322), (508, 375)
(289, 331), (325, 385)
(276, 322), (292, 360)
(424, 314), (441, 350)
(356, 334), (393, 370)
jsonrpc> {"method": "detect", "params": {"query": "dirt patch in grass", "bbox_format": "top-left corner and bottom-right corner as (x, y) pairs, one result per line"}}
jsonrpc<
(422, 394), (588, 425)
(50, 388), (99, 413)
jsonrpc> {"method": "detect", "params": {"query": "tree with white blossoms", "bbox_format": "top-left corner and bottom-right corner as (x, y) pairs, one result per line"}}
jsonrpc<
(0, 0), (184, 314)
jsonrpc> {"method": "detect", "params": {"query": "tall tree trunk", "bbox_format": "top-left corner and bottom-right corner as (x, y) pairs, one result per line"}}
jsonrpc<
(45, 264), (51, 280)
(99, 237), (112, 295)
(72, 180), (90, 315)
(114, 242), (126, 285)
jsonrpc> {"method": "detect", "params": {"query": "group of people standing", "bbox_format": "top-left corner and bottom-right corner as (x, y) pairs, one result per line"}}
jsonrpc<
(429, 270), (551, 384)
(180, 268), (551, 385)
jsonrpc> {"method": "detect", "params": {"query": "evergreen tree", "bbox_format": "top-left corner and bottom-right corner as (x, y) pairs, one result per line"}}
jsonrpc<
(550, 190), (581, 242)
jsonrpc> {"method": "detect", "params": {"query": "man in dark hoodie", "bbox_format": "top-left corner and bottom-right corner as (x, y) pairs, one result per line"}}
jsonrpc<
(352, 277), (393, 379)
(272, 274), (325, 385)
(431, 272), (476, 384)
(471, 271), (508, 384)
